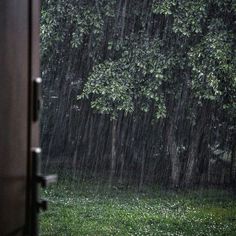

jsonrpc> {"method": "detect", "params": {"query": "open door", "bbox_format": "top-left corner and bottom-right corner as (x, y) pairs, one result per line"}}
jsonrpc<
(0, 1), (56, 235)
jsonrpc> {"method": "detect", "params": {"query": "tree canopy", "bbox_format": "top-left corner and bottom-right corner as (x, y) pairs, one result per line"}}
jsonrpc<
(41, 0), (236, 187)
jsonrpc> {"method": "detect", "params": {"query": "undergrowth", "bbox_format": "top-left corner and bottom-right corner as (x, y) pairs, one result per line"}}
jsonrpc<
(40, 178), (236, 236)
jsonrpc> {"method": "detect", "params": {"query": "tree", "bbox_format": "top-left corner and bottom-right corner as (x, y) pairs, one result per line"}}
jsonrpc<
(41, 0), (236, 187)
(78, 40), (168, 186)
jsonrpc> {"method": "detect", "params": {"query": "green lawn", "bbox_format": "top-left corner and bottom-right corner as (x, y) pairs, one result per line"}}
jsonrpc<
(40, 180), (236, 236)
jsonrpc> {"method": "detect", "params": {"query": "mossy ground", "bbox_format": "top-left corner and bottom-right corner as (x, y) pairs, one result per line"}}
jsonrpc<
(40, 179), (236, 236)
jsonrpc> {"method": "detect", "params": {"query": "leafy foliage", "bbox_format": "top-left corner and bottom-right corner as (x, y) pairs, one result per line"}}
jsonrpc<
(79, 40), (169, 119)
(41, 0), (236, 120)
(41, 0), (236, 187)
(152, 0), (208, 36)
(189, 22), (236, 98)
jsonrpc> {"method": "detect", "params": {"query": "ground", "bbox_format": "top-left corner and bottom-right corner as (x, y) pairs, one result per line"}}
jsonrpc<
(40, 179), (236, 236)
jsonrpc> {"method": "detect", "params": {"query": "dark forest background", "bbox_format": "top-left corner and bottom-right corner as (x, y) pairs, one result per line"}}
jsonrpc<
(40, 0), (236, 189)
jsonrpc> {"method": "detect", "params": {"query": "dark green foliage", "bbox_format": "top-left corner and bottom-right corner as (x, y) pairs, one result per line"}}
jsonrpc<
(41, 0), (236, 187)
(74, 0), (236, 120)
(79, 40), (168, 119)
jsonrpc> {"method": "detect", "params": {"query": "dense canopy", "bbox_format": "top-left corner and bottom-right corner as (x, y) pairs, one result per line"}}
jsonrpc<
(41, 0), (236, 188)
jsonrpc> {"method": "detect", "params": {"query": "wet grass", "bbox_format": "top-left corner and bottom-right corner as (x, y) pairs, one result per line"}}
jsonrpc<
(40, 179), (236, 236)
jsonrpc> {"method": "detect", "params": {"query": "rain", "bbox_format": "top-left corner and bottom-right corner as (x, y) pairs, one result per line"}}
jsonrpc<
(40, 0), (236, 235)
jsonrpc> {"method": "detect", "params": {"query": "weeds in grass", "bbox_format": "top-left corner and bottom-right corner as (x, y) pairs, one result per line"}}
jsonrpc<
(40, 179), (236, 236)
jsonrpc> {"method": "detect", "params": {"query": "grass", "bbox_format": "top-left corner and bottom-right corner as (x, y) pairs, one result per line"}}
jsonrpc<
(40, 179), (236, 236)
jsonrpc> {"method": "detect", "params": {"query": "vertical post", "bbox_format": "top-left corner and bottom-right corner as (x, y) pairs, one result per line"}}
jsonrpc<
(0, 1), (30, 235)
(27, 1), (41, 235)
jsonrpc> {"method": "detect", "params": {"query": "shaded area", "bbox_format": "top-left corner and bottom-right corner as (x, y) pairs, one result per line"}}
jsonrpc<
(40, 0), (236, 188)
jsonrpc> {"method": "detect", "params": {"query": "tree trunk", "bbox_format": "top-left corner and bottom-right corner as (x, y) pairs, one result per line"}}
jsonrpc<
(72, 149), (78, 180)
(230, 141), (236, 187)
(119, 153), (125, 184)
(109, 119), (117, 187)
(167, 123), (180, 188)
(183, 105), (208, 187)
(139, 146), (146, 191)
(183, 148), (196, 187)
(170, 140), (181, 188)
